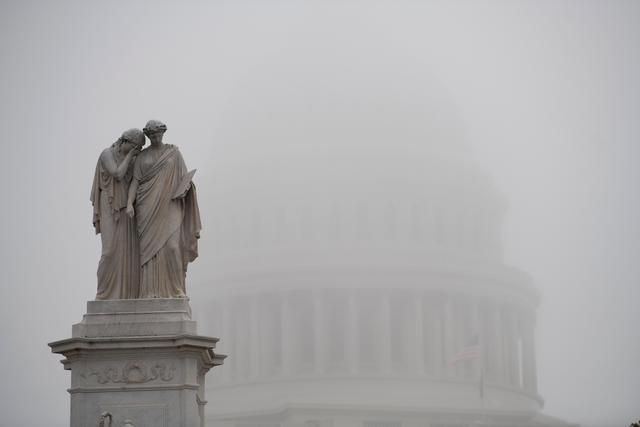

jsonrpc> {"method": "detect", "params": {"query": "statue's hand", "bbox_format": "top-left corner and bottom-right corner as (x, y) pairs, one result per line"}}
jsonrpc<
(126, 204), (135, 219)
(126, 145), (141, 158)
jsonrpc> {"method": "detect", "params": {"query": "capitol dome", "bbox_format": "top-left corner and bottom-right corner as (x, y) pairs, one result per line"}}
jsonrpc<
(190, 45), (576, 427)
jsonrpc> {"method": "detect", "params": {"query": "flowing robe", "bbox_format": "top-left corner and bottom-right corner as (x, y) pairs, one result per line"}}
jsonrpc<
(90, 147), (140, 299)
(133, 144), (201, 298)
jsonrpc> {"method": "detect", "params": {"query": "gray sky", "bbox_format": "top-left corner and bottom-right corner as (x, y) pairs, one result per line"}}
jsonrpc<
(1, 1), (639, 426)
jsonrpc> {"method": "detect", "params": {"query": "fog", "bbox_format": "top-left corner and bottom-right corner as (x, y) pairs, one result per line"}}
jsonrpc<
(1, 1), (639, 426)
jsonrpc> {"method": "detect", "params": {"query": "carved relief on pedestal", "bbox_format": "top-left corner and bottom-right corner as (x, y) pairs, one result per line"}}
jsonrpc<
(85, 361), (176, 384)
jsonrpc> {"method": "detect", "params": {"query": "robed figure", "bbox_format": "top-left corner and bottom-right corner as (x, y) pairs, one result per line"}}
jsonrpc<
(127, 120), (201, 298)
(91, 128), (145, 299)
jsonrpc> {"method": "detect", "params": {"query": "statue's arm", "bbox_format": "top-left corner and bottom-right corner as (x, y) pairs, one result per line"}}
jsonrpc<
(100, 148), (136, 180)
(126, 178), (138, 218)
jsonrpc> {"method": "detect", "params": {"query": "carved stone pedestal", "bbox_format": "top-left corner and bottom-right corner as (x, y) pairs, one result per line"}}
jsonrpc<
(49, 299), (225, 427)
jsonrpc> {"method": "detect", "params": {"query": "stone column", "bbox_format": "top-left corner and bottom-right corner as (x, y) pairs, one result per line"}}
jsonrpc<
(504, 309), (518, 386)
(477, 303), (488, 379)
(444, 296), (455, 377)
(313, 290), (326, 375)
(530, 321), (538, 393)
(471, 301), (481, 379)
(347, 289), (359, 374)
(250, 295), (261, 379)
(512, 310), (522, 387)
(491, 306), (504, 384)
(49, 299), (225, 427)
(453, 299), (464, 378)
(503, 310), (512, 385)
(410, 291), (425, 374)
(430, 301), (444, 377)
(281, 291), (292, 376)
(521, 312), (538, 393)
(380, 290), (393, 374)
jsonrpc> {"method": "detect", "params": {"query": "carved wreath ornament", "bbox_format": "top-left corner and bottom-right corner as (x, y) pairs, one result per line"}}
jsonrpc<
(89, 361), (175, 384)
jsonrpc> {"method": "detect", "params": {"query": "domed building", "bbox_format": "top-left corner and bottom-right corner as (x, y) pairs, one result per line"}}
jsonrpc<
(189, 46), (577, 427)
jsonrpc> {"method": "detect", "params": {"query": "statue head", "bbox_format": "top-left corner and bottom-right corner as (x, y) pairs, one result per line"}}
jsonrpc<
(143, 119), (167, 137)
(117, 128), (145, 154)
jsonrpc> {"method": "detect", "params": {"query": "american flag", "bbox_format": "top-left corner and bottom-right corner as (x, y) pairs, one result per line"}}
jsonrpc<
(449, 334), (481, 365)
(449, 334), (485, 401)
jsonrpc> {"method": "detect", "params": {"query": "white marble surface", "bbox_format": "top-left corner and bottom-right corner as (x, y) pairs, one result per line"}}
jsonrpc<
(50, 298), (225, 427)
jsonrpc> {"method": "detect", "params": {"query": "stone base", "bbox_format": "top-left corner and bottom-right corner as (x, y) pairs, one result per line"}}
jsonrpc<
(49, 298), (225, 427)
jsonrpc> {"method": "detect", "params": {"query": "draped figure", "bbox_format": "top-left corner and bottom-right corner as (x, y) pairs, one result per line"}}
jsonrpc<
(90, 128), (144, 299)
(127, 120), (201, 298)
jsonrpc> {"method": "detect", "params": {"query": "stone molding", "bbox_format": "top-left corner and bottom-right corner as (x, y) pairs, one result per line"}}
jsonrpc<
(49, 298), (225, 427)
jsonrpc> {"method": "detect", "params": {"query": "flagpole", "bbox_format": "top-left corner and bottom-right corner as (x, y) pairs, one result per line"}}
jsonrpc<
(480, 364), (486, 425)
(451, 333), (484, 425)
(479, 334), (486, 426)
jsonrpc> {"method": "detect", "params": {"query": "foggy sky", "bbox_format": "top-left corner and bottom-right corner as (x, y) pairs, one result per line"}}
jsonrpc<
(1, 1), (639, 426)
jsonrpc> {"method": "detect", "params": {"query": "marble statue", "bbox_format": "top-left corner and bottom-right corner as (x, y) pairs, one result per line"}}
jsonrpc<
(91, 128), (145, 300)
(126, 119), (201, 298)
(57, 129), (214, 425)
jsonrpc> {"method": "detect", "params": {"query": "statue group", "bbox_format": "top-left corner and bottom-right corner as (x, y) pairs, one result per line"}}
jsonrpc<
(90, 120), (201, 300)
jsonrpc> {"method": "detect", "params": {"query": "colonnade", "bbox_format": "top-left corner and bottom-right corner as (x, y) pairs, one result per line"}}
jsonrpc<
(212, 288), (538, 394)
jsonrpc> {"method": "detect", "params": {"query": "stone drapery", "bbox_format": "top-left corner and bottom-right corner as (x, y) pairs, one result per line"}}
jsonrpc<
(90, 146), (140, 299)
(133, 144), (201, 298)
